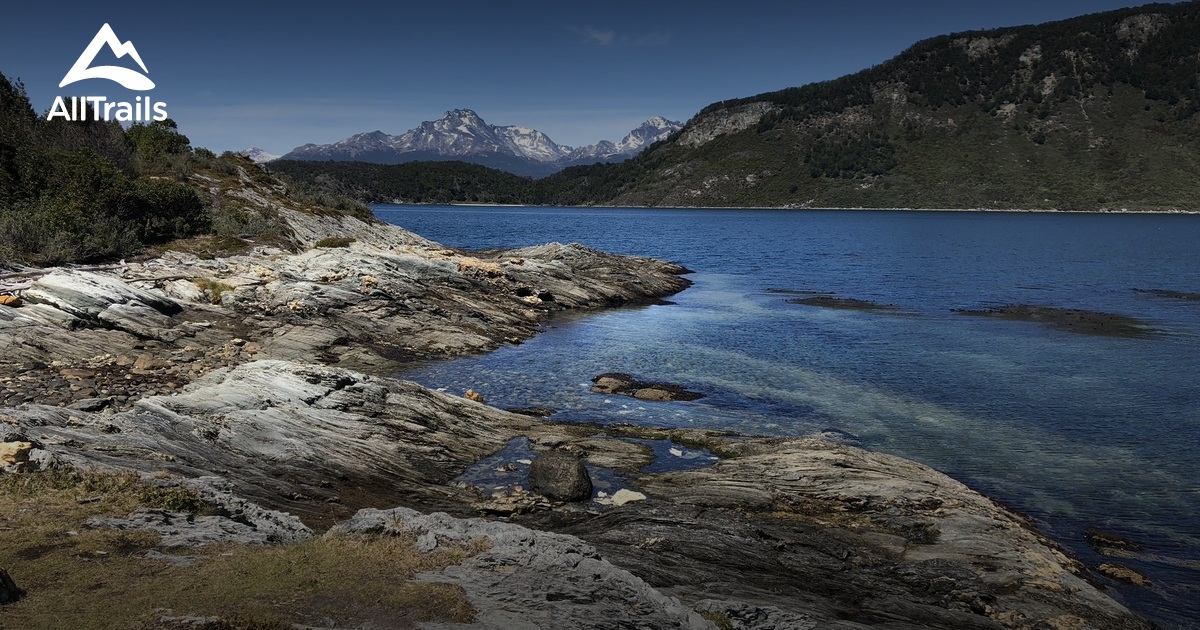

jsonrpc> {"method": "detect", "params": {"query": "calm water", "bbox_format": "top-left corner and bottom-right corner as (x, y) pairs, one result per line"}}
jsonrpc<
(376, 204), (1200, 628)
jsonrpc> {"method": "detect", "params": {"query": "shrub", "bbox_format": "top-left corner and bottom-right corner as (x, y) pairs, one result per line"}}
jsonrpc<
(314, 237), (355, 248)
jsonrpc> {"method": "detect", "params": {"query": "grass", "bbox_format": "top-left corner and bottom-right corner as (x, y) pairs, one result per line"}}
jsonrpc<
(0, 470), (479, 629)
(192, 278), (236, 304)
(314, 236), (356, 249)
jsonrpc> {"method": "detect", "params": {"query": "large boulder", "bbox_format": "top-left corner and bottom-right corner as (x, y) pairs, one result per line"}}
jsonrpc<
(528, 451), (593, 502)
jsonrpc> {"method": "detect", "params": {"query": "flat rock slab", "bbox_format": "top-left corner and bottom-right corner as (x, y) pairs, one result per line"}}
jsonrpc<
(538, 437), (1150, 630)
(332, 507), (714, 630)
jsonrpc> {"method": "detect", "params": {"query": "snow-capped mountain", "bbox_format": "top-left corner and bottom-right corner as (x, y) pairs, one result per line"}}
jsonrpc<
(565, 116), (683, 163)
(279, 110), (682, 177)
(238, 147), (281, 163)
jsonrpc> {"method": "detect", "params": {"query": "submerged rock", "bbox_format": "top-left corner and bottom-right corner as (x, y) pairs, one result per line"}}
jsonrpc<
(1098, 563), (1153, 587)
(786, 294), (900, 311)
(954, 304), (1154, 337)
(590, 373), (706, 402)
(528, 451), (593, 502)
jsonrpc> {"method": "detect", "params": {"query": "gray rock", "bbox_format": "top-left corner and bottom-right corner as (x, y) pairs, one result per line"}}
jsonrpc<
(84, 478), (312, 548)
(528, 450), (593, 502)
(692, 600), (816, 630)
(544, 437), (1151, 630)
(67, 397), (108, 412)
(332, 507), (715, 630)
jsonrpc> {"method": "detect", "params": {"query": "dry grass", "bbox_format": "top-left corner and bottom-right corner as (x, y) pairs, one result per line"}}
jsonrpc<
(0, 470), (478, 629)
(192, 278), (236, 304)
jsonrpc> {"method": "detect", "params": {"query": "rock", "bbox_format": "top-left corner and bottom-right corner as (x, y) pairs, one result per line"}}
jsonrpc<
(590, 373), (706, 402)
(1085, 528), (1141, 557)
(0, 361), (523, 519)
(67, 398), (109, 412)
(0, 441), (32, 465)
(0, 568), (24, 605)
(415, 531), (438, 552)
(331, 506), (713, 630)
(1097, 563), (1153, 587)
(59, 367), (95, 379)
(634, 387), (679, 402)
(547, 437), (1151, 630)
(785, 294), (899, 311)
(610, 489), (648, 506)
(591, 373), (637, 394)
(464, 388), (485, 403)
(84, 477), (311, 547)
(693, 599), (817, 630)
(954, 304), (1153, 338)
(505, 406), (556, 418)
(133, 354), (171, 372)
(529, 450), (593, 502)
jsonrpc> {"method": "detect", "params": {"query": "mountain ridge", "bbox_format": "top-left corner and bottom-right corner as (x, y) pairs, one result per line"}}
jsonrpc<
(540, 1), (1200, 210)
(278, 110), (682, 177)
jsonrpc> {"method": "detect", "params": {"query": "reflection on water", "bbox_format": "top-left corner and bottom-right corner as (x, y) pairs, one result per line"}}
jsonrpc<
(379, 205), (1200, 628)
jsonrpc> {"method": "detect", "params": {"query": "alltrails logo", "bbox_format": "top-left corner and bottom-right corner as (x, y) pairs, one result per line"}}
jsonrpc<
(46, 23), (168, 122)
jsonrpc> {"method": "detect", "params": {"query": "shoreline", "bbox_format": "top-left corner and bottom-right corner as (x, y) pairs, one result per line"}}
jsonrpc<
(383, 201), (1200, 215)
(0, 175), (1154, 628)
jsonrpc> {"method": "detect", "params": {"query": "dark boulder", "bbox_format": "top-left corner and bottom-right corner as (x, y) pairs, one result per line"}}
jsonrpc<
(528, 451), (593, 502)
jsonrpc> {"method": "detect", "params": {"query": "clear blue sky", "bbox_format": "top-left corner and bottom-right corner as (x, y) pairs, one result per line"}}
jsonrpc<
(0, 1), (1185, 153)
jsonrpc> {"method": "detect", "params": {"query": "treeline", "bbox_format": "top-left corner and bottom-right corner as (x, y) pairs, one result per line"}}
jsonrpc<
(1, 74), (208, 264)
(1, 72), (371, 266)
(270, 160), (541, 205)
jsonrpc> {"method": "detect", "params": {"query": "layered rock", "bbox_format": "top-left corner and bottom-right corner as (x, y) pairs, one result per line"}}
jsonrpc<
(0, 359), (1150, 628)
(0, 208), (690, 382)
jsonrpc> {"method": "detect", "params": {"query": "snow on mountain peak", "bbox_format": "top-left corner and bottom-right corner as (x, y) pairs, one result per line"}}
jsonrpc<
(237, 147), (280, 163)
(278, 111), (685, 174)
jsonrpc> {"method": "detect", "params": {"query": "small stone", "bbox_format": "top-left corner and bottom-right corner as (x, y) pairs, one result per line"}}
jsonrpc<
(610, 489), (648, 506)
(59, 368), (95, 379)
(132, 354), (171, 373)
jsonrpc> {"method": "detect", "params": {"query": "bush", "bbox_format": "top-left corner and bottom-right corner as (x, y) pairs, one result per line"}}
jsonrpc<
(315, 237), (355, 248)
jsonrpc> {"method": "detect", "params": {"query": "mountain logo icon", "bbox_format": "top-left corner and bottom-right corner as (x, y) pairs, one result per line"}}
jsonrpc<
(59, 23), (155, 91)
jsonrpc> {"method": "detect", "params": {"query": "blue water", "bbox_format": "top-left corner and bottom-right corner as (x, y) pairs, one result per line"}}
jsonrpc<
(375, 204), (1200, 628)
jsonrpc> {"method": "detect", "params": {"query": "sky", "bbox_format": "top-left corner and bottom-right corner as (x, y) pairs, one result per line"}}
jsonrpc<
(0, 1), (1186, 154)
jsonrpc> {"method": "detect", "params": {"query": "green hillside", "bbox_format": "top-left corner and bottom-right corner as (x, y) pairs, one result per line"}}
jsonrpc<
(543, 2), (1200, 210)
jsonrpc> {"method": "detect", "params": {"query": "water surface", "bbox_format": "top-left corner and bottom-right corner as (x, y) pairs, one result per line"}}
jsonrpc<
(376, 204), (1200, 627)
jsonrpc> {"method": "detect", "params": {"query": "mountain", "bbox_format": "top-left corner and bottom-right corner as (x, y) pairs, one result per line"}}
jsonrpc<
(539, 2), (1200, 211)
(563, 116), (683, 165)
(279, 110), (682, 177)
(238, 148), (280, 163)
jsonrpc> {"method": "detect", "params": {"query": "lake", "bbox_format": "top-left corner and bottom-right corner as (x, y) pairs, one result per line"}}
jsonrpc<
(375, 204), (1200, 628)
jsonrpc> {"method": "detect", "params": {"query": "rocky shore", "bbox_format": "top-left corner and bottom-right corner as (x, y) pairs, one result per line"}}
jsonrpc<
(0, 203), (1151, 628)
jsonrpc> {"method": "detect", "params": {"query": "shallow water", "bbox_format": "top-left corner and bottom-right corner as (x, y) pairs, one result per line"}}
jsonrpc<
(376, 204), (1200, 628)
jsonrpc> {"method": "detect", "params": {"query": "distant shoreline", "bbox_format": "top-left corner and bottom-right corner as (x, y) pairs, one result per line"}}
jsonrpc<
(378, 201), (1200, 215)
